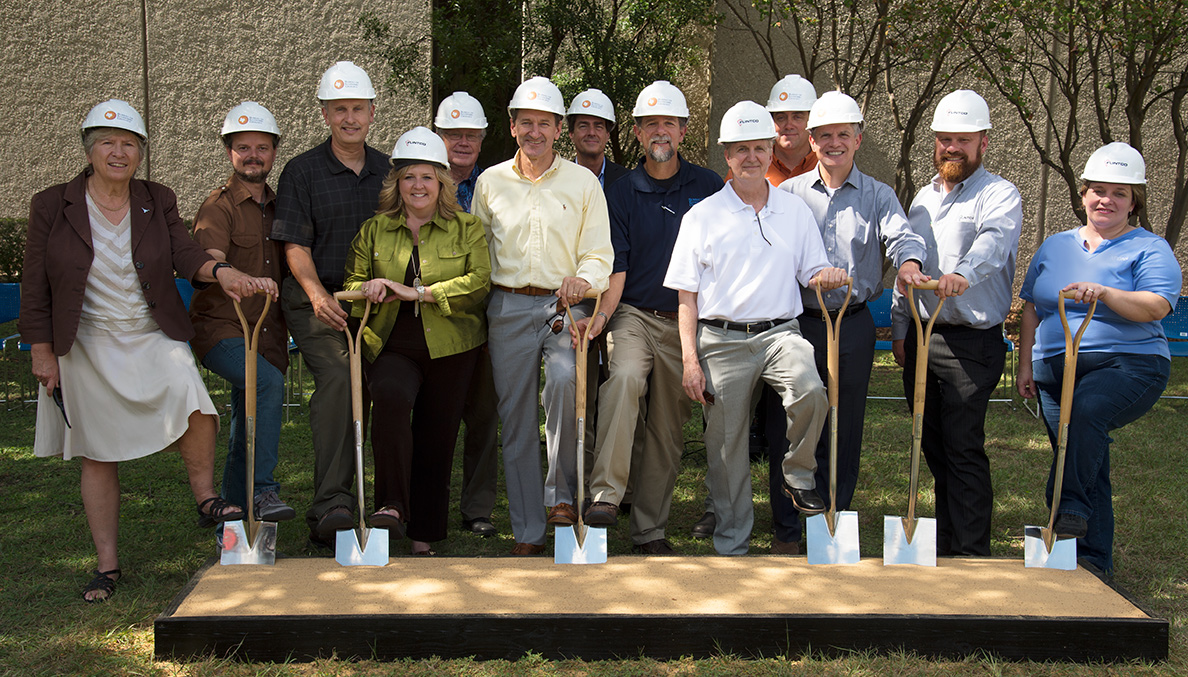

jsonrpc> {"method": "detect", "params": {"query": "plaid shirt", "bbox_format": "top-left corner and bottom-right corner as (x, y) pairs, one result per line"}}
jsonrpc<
(455, 165), (483, 213)
(270, 138), (390, 289)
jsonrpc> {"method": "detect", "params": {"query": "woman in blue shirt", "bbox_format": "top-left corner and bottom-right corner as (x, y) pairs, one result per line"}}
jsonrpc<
(1018, 143), (1181, 574)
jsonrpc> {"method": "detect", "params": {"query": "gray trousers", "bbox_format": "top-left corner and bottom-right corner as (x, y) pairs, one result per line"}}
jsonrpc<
(487, 290), (589, 546)
(281, 277), (356, 532)
(698, 319), (827, 555)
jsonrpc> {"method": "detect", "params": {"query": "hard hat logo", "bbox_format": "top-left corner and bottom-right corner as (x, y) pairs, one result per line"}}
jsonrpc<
(451, 109), (460, 119)
(104, 111), (117, 120)
(334, 79), (345, 89)
(648, 97), (658, 107)
(582, 100), (591, 108)
(779, 92), (788, 101)
(238, 115), (249, 125)
(528, 91), (538, 100)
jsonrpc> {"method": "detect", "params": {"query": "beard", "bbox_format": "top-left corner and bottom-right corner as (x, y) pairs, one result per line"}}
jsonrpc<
(934, 147), (981, 184)
(235, 162), (270, 184)
(646, 136), (675, 163)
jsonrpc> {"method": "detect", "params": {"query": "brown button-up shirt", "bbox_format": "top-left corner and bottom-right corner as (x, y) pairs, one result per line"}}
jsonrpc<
(188, 174), (288, 373)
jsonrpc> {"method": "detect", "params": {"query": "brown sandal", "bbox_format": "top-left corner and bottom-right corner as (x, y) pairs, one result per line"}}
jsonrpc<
(367, 507), (407, 539)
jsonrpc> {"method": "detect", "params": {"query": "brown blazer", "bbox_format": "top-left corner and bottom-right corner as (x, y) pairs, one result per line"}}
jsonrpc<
(19, 170), (214, 356)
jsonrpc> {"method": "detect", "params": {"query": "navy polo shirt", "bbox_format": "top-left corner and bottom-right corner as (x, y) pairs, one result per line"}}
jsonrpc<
(606, 155), (723, 312)
(271, 138), (390, 289)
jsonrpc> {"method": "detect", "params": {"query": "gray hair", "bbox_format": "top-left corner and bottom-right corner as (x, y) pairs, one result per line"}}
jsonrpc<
(82, 127), (147, 157)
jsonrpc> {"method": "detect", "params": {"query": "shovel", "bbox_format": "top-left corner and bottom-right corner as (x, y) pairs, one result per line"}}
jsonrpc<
(332, 289), (389, 567)
(883, 280), (943, 567)
(806, 277), (861, 565)
(555, 289), (608, 564)
(221, 291), (278, 566)
(1025, 291), (1097, 570)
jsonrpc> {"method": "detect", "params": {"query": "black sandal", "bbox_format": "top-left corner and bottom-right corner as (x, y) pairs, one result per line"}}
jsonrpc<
(83, 568), (121, 603)
(196, 496), (245, 528)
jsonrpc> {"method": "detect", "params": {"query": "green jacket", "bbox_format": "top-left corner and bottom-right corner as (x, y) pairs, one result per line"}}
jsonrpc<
(344, 209), (490, 362)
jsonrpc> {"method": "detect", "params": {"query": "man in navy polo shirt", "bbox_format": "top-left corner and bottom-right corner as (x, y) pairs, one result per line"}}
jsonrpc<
(577, 81), (722, 554)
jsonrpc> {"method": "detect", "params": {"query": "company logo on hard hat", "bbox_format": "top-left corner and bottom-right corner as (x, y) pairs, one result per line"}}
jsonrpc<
(408, 140), (427, 147)
(1106, 160), (1129, 167)
(947, 109), (968, 116)
(334, 79), (345, 89)
(779, 92), (788, 101)
(451, 109), (460, 119)
(238, 115), (249, 125)
(104, 110), (117, 120)
(582, 100), (591, 108)
(528, 91), (538, 100)
(739, 118), (761, 125)
(648, 97), (658, 107)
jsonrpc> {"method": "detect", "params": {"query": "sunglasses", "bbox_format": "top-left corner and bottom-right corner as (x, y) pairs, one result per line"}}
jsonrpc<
(52, 387), (72, 428)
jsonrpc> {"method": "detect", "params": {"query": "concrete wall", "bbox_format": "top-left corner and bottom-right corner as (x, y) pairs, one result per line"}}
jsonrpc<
(1, 0), (430, 220)
(709, 0), (1188, 287)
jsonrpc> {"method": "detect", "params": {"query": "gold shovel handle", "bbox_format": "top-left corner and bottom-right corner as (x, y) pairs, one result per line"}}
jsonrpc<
(811, 276), (853, 531)
(562, 289), (603, 536)
(904, 281), (944, 528)
(334, 289), (374, 534)
(232, 289), (273, 527)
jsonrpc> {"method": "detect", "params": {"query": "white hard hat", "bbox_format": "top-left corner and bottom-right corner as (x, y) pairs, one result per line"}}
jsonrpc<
(435, 91), (488, 130)
(81, 99), (147, 139)
(807, 91), (863, 129)
(568, 88), (616, 125)
(221, 101), (281, 139)
(1081, 142), (1146, 185)
(317, 61), (376, 101)
(507, 76), (566, 117)
(931, 90), (992, 132)
(633, 81), (690, 118)
(766, 75), (817, 112)
(390, 126), (450, 169)
(717, 100), (777, 144)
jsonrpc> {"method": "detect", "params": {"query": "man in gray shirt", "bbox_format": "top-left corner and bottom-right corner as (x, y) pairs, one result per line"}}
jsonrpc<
(890, 89), (1022, 557)
(779, 92), (927, 554)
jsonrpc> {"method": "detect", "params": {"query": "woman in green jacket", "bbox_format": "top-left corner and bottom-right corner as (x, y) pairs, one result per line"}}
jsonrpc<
(344, 127), (490, 556)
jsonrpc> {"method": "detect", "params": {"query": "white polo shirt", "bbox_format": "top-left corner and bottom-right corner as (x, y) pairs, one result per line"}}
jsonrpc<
(664, 181), (830, 323)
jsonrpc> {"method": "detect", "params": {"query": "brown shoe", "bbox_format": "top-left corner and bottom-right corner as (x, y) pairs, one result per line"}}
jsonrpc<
(632, 538), (675, 555)
(772, 537), (800, 555)
(583, 501), (618, 526)
(510, 542), (546, 556)
(546, 502), (578, 526)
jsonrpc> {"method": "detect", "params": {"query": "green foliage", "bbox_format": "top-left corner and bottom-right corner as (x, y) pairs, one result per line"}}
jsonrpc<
(0, 218), (27, 283)
(358, 12), (432, 105)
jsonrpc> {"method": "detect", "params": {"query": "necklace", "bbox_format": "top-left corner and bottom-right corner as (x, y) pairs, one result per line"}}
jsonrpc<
(410, 247), (422, 317)
(87, 188), (130, 213)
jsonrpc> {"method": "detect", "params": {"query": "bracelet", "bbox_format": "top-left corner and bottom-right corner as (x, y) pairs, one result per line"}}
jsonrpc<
(596, 311), (609, 321)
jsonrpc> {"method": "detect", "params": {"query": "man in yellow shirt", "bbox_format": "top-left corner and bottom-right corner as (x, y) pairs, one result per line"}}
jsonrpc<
(472, 76), (614, 555)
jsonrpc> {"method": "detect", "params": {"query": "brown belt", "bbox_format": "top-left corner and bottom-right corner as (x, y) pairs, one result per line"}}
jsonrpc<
(638, 307), (678, 321)
(494, 284), (554, 297)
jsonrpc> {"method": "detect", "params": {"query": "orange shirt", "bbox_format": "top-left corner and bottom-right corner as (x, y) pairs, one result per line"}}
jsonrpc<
(725, 151), (818, 186)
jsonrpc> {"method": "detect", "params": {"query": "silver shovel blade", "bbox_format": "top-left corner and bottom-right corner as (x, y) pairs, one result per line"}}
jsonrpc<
(554, 525), (608, 564)
(882, 515), (937, 566)
(335, 527), (389, 566)
(806, 511), (861, 565)
(1024, 526), (1077, 570)
(220, 520), (277, 566)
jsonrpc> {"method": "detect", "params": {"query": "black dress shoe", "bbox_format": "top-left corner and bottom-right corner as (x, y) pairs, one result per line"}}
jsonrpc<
(690, 511), (716, 539)
(462, 517), (497, 537)
(315, 505), (354, 537)
(782, 481), (825, 513)
(1054, 513), (1088, 538)
(632, 538), (675, 554)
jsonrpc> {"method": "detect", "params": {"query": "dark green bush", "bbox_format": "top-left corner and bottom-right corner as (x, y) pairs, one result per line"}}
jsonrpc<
(0, 218), (26, 283)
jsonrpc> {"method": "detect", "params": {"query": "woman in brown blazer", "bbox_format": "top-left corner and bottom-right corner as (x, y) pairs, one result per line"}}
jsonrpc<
(19, 99), (277, 602)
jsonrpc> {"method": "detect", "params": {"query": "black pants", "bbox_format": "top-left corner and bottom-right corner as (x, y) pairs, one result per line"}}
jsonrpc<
(765, 307), (875, 542)
(901, 323), (1005, 556)
(367, 343), (479, 542)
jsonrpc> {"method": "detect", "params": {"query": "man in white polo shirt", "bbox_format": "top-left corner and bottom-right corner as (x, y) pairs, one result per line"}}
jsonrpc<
(664, 100), (846, 555)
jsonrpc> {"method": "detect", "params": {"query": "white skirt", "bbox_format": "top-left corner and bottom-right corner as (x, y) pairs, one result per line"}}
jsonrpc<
(34, 321), (218, 462)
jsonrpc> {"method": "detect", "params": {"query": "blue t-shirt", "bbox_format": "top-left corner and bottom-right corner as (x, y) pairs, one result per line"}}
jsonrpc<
(1020, 226), (1181, 360)
(605, 156), (723, 312)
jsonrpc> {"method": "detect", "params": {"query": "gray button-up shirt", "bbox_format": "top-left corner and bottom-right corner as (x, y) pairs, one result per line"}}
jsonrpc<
(891, 164), (1022, 339)
(780, 165), (926, 311)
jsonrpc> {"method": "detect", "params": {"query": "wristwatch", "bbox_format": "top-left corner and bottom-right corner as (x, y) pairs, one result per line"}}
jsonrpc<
(415, 282), (426, 303)
(212, 262), (233, 280)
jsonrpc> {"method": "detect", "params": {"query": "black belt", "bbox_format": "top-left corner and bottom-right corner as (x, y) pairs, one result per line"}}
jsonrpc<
(699, 318), (792, 334)
(637, 307), (678, 321)
(802, 301), (867, 320)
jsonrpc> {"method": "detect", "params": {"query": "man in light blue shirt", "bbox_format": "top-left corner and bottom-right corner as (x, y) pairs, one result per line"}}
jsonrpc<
(890, 89), (1023, 557)
(778, 92), (927, 552)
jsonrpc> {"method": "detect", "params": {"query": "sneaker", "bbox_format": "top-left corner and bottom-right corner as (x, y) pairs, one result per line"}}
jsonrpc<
(254, 490), (296, 522)
(690, 511), (716, 539)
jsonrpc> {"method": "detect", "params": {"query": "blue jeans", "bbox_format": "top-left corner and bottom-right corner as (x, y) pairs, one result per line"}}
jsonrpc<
(1033, 352), (1169, 574)
(202, 337), (285, 507)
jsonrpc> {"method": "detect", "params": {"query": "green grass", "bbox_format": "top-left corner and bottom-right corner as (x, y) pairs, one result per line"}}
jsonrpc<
(1, 338), (1185, 675)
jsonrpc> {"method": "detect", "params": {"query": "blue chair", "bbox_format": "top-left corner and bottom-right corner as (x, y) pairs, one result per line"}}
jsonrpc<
(1, 283), (35, 407)
(175, 278), (195, 311)
(1160, 296), (1188, 399)
(869, 288), (894, 352)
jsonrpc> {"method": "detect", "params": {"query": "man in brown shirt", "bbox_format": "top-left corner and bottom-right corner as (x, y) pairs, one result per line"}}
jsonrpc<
(190, 101), (294, 527)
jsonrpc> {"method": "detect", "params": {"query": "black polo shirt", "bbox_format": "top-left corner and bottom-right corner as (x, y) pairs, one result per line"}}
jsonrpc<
(271, 138), (390, 289)
(606, 155), (723, 312)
